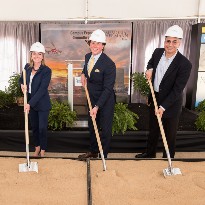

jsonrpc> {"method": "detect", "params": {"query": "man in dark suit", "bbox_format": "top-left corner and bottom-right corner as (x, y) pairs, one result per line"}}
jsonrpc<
(78, 29), (116, 160)
(135, 25), (192, 158)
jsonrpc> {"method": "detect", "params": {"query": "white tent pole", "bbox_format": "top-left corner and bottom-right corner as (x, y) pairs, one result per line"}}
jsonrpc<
(67, 63), (73, 111)
(198, 0), (201, 23)
(65, 60), (84, 111)
(85, 0), (88, 24)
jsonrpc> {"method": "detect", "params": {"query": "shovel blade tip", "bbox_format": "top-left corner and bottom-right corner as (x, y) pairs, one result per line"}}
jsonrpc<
(163, 167), (182, 177)
(19, 162), (38, 173)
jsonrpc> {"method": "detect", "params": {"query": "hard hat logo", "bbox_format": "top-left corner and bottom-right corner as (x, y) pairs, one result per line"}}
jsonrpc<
(165, 25), (183, 39)
(89, 29), (106, 43)
(30, 42), (45, 53)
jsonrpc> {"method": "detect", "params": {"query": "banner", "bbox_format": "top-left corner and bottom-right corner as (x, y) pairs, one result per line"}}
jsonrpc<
(195, 26), (205, 107)
(41, 23), (131, 112)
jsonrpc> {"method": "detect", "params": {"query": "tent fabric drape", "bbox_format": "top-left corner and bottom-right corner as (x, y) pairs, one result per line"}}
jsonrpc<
(131, 19), (198, 103)
(0, 20), (200, 104)
(0, 22), (39, 90)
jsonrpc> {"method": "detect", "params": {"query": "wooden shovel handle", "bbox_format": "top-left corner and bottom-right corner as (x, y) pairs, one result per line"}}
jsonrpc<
(84, 84), (103, 152)
(23, 69), (29, 145)
(147, 80), (170, 155)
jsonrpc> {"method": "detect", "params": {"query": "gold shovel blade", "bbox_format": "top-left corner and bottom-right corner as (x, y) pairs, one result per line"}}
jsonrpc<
(163, 167), (182, 177)
(19, 162), (38, 173)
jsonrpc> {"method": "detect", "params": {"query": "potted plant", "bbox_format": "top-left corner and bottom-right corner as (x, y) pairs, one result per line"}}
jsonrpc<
(0, 90), (13, 109)
(195, 99), (205, 131)
(48, 100), (77, 131)
(195, 99), (205, 112)
(195, 111), (205, 131)
(132, 72), (150, 98)
(7, 73), (24, 106)
(112, 102), (139, 135)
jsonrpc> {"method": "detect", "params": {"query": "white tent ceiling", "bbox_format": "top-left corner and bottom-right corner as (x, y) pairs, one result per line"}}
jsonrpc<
(0, 0), (204, 22)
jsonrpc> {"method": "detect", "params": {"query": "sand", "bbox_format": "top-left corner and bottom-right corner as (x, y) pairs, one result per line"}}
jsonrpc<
(0, 158), (87, 205)
(91, 160), (205, 205)
(0, 157), (205, 205)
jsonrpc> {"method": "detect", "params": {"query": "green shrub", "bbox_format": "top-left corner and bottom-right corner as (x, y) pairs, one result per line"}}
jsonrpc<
(48, 100), (77, 131)
(0, 90), (13, 109)
(112, 102), (139, 135)
(7, 73), (23, 99)
(132, 72), (150, 97)
(196, 100), (205, 112)
(195, 111), (205, 131)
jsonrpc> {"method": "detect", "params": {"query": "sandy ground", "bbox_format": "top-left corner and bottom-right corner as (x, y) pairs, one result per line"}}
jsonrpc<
(0, 154), (205, 205)
(0, 158), (87, 205)
(91, 160), (205, 205)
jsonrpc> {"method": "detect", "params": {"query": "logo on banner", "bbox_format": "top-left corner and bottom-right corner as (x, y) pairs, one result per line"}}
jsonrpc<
(74, 77), (82, 86)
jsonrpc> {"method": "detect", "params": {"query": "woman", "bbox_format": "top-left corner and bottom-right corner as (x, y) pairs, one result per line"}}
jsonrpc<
(19, 42), (52, 157)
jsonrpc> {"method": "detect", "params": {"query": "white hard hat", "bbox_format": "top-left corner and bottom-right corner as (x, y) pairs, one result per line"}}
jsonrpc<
(89, 29), (106, 43)
(165, 25), (183, 39)
(30, 42), (45, 53)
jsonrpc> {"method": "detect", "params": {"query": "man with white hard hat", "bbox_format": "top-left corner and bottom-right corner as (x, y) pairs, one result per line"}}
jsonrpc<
(78, 29), (116, 160)
(135, 25), (192, 159)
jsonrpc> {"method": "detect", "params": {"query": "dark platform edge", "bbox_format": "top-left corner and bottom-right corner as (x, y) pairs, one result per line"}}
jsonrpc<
(0, 130), (205, 153)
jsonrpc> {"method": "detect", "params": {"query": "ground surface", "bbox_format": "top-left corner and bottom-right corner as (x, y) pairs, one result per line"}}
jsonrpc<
(91, 160), (205, 205)
(0, 158), (87, 205)
(1, 157), (205, 205)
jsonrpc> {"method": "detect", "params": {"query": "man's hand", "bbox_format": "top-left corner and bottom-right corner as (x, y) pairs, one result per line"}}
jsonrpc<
(155, 107), (164, 118)
(90, 106), (98, 119)
(145, 69), (153, 80)
(81, 74), (86, 87)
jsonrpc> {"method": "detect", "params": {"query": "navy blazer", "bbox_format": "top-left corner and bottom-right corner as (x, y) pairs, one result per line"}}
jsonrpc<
(82, 52), (116, 108)
(19, 63), (52, 111)
(147, 48), (192, 118)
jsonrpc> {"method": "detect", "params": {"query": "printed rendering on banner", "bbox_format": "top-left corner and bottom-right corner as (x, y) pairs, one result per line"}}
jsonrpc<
(195, 72), (205, 107)
(199, 44), (205, 71)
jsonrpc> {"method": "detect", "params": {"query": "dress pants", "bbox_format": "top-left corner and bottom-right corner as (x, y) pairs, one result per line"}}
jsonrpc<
(88, 100), (115, 158)
(29, 108), (49, 150)
(147, 94), (180, 158)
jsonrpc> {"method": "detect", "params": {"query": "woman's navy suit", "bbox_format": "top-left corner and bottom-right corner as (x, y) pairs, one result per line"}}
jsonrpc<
(19, 63), (51, 150)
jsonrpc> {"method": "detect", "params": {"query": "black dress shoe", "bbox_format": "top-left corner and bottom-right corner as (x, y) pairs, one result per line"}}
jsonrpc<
(78, 152), (98, 160)
(135, 152), (156, 158)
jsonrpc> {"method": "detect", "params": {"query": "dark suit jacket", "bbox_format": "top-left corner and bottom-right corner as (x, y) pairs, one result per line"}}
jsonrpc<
(19, 63), (52, 111)
(82, 52), (116, 108)
(147, 48), (192, 118)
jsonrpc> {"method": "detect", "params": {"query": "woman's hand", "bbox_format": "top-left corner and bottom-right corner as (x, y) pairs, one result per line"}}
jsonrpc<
(21, 84), (27, 94)
(24, 103), (30, 114)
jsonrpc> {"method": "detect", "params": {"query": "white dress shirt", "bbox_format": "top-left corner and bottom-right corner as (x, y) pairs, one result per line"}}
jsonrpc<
(154, 51), (177, 92)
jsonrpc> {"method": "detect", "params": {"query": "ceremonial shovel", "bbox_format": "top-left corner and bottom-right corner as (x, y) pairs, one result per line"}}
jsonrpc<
(19, 69), (38, 173)
(85, 84), (107, 171)
(148, 79), (181, 177)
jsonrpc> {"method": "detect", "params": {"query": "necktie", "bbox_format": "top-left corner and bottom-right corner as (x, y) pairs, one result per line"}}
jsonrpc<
(88, 56), (94, 77)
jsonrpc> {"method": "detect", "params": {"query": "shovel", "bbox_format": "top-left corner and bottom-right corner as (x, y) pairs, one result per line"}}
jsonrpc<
(85, 84), (107, 171)
(19, 69), (38, 173)
(148, 79), (181, 177)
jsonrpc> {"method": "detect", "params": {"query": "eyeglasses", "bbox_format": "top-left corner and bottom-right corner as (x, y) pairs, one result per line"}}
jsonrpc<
(165, 39), (179, 45)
